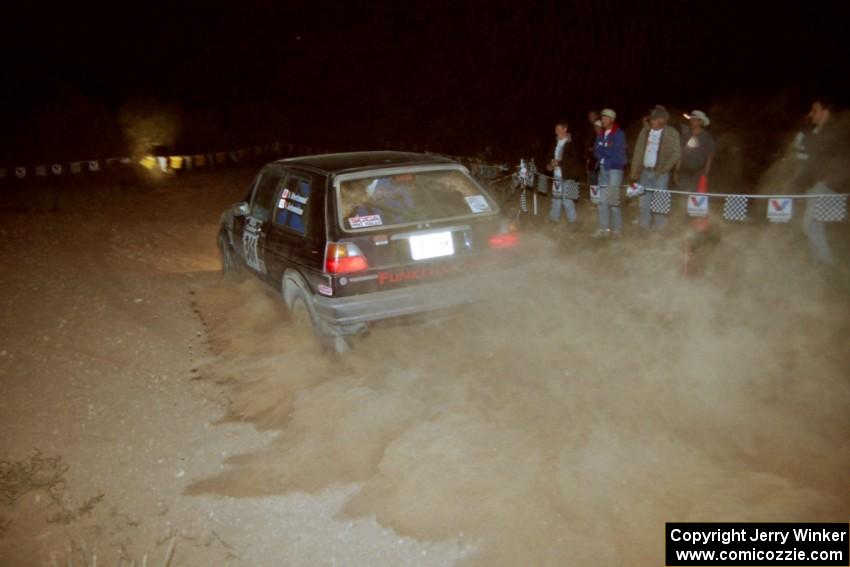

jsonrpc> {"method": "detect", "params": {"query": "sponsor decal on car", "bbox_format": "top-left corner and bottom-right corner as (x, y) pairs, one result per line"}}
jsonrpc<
(317, 284), (333, 296)
(285, 203), (304, 215)
(465, 195), (491, 213)
(377, 260), (476, 285)
(349, 214), (383, 229)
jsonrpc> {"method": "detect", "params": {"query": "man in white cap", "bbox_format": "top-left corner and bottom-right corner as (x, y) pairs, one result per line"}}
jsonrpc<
(629, 105), (681, 230)
(592, 108), (627, 236)
(679, 110), (715, 192)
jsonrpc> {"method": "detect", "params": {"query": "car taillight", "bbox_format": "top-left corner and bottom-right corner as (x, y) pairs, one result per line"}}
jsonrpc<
(325, 242), (370, 274)
(488, 221), (520, 249)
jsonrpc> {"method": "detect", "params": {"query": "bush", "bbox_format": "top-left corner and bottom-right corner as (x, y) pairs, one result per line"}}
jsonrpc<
(118, 97), (183, 160)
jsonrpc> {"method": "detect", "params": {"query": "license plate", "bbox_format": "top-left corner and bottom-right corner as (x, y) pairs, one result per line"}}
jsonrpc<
(409, 231), (454, 260)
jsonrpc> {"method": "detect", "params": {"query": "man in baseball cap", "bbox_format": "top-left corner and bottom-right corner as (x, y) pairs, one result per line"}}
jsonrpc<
(679, 110), (715, 192)
(592, 108), (627, 236)
(683, 110), (710, 127)
(630, 105), (681, 230)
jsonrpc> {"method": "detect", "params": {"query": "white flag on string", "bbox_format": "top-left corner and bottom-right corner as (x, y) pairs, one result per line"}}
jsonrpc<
(767, 198), (792, 223)
(686, 194), (709, 217)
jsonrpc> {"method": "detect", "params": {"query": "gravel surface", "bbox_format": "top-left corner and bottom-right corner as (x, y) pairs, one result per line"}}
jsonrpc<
(0, 170), (847, 566)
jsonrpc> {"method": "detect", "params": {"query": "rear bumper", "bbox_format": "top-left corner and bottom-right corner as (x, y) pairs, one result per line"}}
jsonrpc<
(312, 276), (479, 335)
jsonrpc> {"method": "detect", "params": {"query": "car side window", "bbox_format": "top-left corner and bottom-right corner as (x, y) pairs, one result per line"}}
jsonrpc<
(249, 171), (283, 222)
(274, 174), (311, 236)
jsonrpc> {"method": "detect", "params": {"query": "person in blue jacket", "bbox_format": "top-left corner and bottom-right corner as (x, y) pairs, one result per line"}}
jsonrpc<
(592, 108), (628, 236)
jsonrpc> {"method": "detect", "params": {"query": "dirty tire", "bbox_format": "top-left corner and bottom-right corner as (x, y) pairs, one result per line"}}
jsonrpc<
(289, 293), (312, 335)
(288, 285), (352, 354)
(218, 232), (242, 277)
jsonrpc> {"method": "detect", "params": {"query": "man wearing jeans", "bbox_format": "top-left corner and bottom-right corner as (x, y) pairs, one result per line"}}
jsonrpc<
(798, 97), (846, 266)
(630, 105), (681, 230)
(546, 120), (581, 226)
(592, 108), (627, 237)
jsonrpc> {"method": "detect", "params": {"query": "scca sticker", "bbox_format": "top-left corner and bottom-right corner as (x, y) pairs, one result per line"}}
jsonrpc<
(349, 215), (383, 229)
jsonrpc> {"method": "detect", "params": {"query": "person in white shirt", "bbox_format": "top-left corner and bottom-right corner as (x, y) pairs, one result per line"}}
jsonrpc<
(629, 105), (681, 230)
(546, 120), (581, 226)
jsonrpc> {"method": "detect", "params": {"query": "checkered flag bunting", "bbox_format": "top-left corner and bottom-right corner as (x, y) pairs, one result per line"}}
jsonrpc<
(723, 195), (748, 221)
(564, 180), (580, 200)
(650, 190), (671, 214)
(813, 195), (847, 222)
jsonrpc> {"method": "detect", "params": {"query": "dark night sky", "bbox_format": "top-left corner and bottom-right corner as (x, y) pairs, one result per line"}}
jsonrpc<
(3, 0), (850, 159)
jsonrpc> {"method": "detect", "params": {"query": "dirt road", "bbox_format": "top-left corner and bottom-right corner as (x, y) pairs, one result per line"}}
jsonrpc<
(1, 171), (848, 566)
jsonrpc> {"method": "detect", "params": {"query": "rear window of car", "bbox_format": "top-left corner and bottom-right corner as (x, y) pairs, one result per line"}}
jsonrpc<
(337, 168), (498, 231)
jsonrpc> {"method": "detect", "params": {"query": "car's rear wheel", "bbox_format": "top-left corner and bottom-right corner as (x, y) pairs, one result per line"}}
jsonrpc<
(286, 283), (351, 354)
(218, 232), (242, 277)
(289, 293), (312, 334)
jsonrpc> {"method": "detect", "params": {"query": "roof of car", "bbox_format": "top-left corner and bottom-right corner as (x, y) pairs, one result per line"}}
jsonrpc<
(274, 151), (458, 175)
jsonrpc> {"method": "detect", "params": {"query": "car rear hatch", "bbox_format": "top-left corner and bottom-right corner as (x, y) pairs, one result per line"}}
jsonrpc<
(325, 164), (518, 297)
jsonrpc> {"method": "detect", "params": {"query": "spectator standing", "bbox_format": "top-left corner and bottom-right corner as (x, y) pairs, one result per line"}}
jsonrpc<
(679, 110), (715, 191)
(629, 105), (681, 230)
(798, 97), (846, 266)
(592, 108), (627, 237)
(584, 111), (601, 187)
(546, 120), (582, 226)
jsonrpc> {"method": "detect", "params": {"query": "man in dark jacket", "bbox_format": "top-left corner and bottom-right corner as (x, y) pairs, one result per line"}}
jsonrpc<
(798, 97), (848, 265)
(584, 110), (601, 186)
(629, 105), (681, 230)
(592, 108), (627, 236)
(679, 110), (715, 192)
(546, 120), (582, 225)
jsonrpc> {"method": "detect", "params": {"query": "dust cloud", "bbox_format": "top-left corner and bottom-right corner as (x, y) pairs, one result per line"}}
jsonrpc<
(190, 231), (850, 566)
